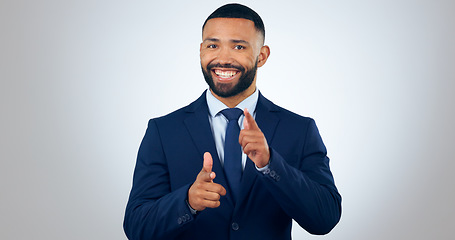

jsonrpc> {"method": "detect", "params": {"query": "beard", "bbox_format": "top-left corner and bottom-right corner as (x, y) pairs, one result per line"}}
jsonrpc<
(202, 59), (258, 98)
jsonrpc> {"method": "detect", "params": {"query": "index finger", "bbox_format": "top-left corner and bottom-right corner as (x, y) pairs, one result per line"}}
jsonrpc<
(243, 108), (259, 130)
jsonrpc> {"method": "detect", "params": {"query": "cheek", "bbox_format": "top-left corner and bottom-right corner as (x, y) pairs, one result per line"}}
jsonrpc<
(239, 55), (257, 68)
(199, 51), (205, 62)
(200, 51), (212, 66)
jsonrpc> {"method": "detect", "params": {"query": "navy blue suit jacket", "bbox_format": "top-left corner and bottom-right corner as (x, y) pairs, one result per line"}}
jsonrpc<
(124, 91), (341, 240)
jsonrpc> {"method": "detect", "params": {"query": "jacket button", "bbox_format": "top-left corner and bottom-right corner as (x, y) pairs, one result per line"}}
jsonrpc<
(232, 222), (239, 231)
(270, 170), (276, 178)
(177, 217), (183, 225)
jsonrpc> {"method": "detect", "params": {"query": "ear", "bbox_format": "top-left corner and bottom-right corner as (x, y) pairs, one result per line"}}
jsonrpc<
(257, 45), (270, 68)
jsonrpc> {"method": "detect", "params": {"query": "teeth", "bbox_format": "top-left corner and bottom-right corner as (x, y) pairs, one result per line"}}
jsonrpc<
(215, 69), (237, 78)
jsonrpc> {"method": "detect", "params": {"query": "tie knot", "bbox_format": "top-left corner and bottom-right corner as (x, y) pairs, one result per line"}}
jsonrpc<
(221, 108), (243, 121)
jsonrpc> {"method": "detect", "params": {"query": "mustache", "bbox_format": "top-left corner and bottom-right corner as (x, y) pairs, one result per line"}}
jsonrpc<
(206, 63), (245, 72)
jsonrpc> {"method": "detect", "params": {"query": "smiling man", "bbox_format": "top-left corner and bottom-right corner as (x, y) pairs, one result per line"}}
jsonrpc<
(124, 4), (341, 240)
(200, 17), (268, 105)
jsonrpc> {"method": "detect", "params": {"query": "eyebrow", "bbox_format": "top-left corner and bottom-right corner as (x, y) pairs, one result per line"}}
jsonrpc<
(203, 38), (250, 45)
(232, 39), (249, 45)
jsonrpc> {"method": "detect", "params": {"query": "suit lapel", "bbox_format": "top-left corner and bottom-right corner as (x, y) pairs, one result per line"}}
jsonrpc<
(255, 94), (280, 143)
(236, 93), (280, 207)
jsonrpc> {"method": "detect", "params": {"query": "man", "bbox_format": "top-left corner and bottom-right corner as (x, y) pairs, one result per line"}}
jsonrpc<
(124, 3), (341, 240)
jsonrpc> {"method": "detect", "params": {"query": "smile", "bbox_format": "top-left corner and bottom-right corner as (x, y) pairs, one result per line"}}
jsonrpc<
(213, 69), (239, 80)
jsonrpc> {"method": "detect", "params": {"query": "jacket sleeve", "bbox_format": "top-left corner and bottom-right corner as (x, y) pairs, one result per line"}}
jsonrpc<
(123, 119), (196, 240)
(257, 118), (342, 235)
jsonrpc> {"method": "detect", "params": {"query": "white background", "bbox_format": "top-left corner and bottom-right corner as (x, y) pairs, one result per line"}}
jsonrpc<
(1, 0), (454, 239)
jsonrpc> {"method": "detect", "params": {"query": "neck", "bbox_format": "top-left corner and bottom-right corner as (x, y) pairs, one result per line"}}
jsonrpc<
(211, 85), (256, 108)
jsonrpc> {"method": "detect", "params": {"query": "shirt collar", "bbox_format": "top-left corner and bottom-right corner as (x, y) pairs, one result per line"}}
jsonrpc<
(206, 89), (259, 117)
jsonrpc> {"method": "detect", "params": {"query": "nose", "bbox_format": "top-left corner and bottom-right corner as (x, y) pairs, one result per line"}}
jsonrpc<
(216, 46), (233, 65)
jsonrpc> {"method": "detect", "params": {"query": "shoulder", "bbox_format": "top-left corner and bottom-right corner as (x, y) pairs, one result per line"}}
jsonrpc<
(258, 92), (315, 125)
(148, 91), (207, 126)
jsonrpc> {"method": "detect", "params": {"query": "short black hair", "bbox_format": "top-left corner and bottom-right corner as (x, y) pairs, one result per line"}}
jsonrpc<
(202, 3), (265, 43)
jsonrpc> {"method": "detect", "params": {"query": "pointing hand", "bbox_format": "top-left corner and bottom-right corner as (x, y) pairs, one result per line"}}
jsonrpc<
(188, 152), (227, 211)
(239, 108), (270, 168)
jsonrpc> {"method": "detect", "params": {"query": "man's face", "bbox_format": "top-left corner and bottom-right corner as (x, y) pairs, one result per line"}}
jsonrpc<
(200, 18), (266, 98)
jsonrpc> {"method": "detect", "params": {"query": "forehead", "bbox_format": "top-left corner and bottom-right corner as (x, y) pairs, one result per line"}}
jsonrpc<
(202, 18), (260, 42)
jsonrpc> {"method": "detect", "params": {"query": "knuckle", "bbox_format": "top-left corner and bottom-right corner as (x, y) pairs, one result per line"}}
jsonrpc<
(209, 201), (220, 208)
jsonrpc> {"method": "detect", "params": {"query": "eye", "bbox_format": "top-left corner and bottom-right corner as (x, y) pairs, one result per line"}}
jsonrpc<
(234, 45), (245, 50)
(207, 44), (217, 49)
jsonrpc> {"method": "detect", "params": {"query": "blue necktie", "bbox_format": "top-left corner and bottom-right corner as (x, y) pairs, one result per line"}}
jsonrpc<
(221, 108), (243, 202)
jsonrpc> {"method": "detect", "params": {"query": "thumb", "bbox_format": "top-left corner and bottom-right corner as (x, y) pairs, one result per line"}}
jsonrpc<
(202, 152), (216, 180)
(203, 152), (213, 172)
